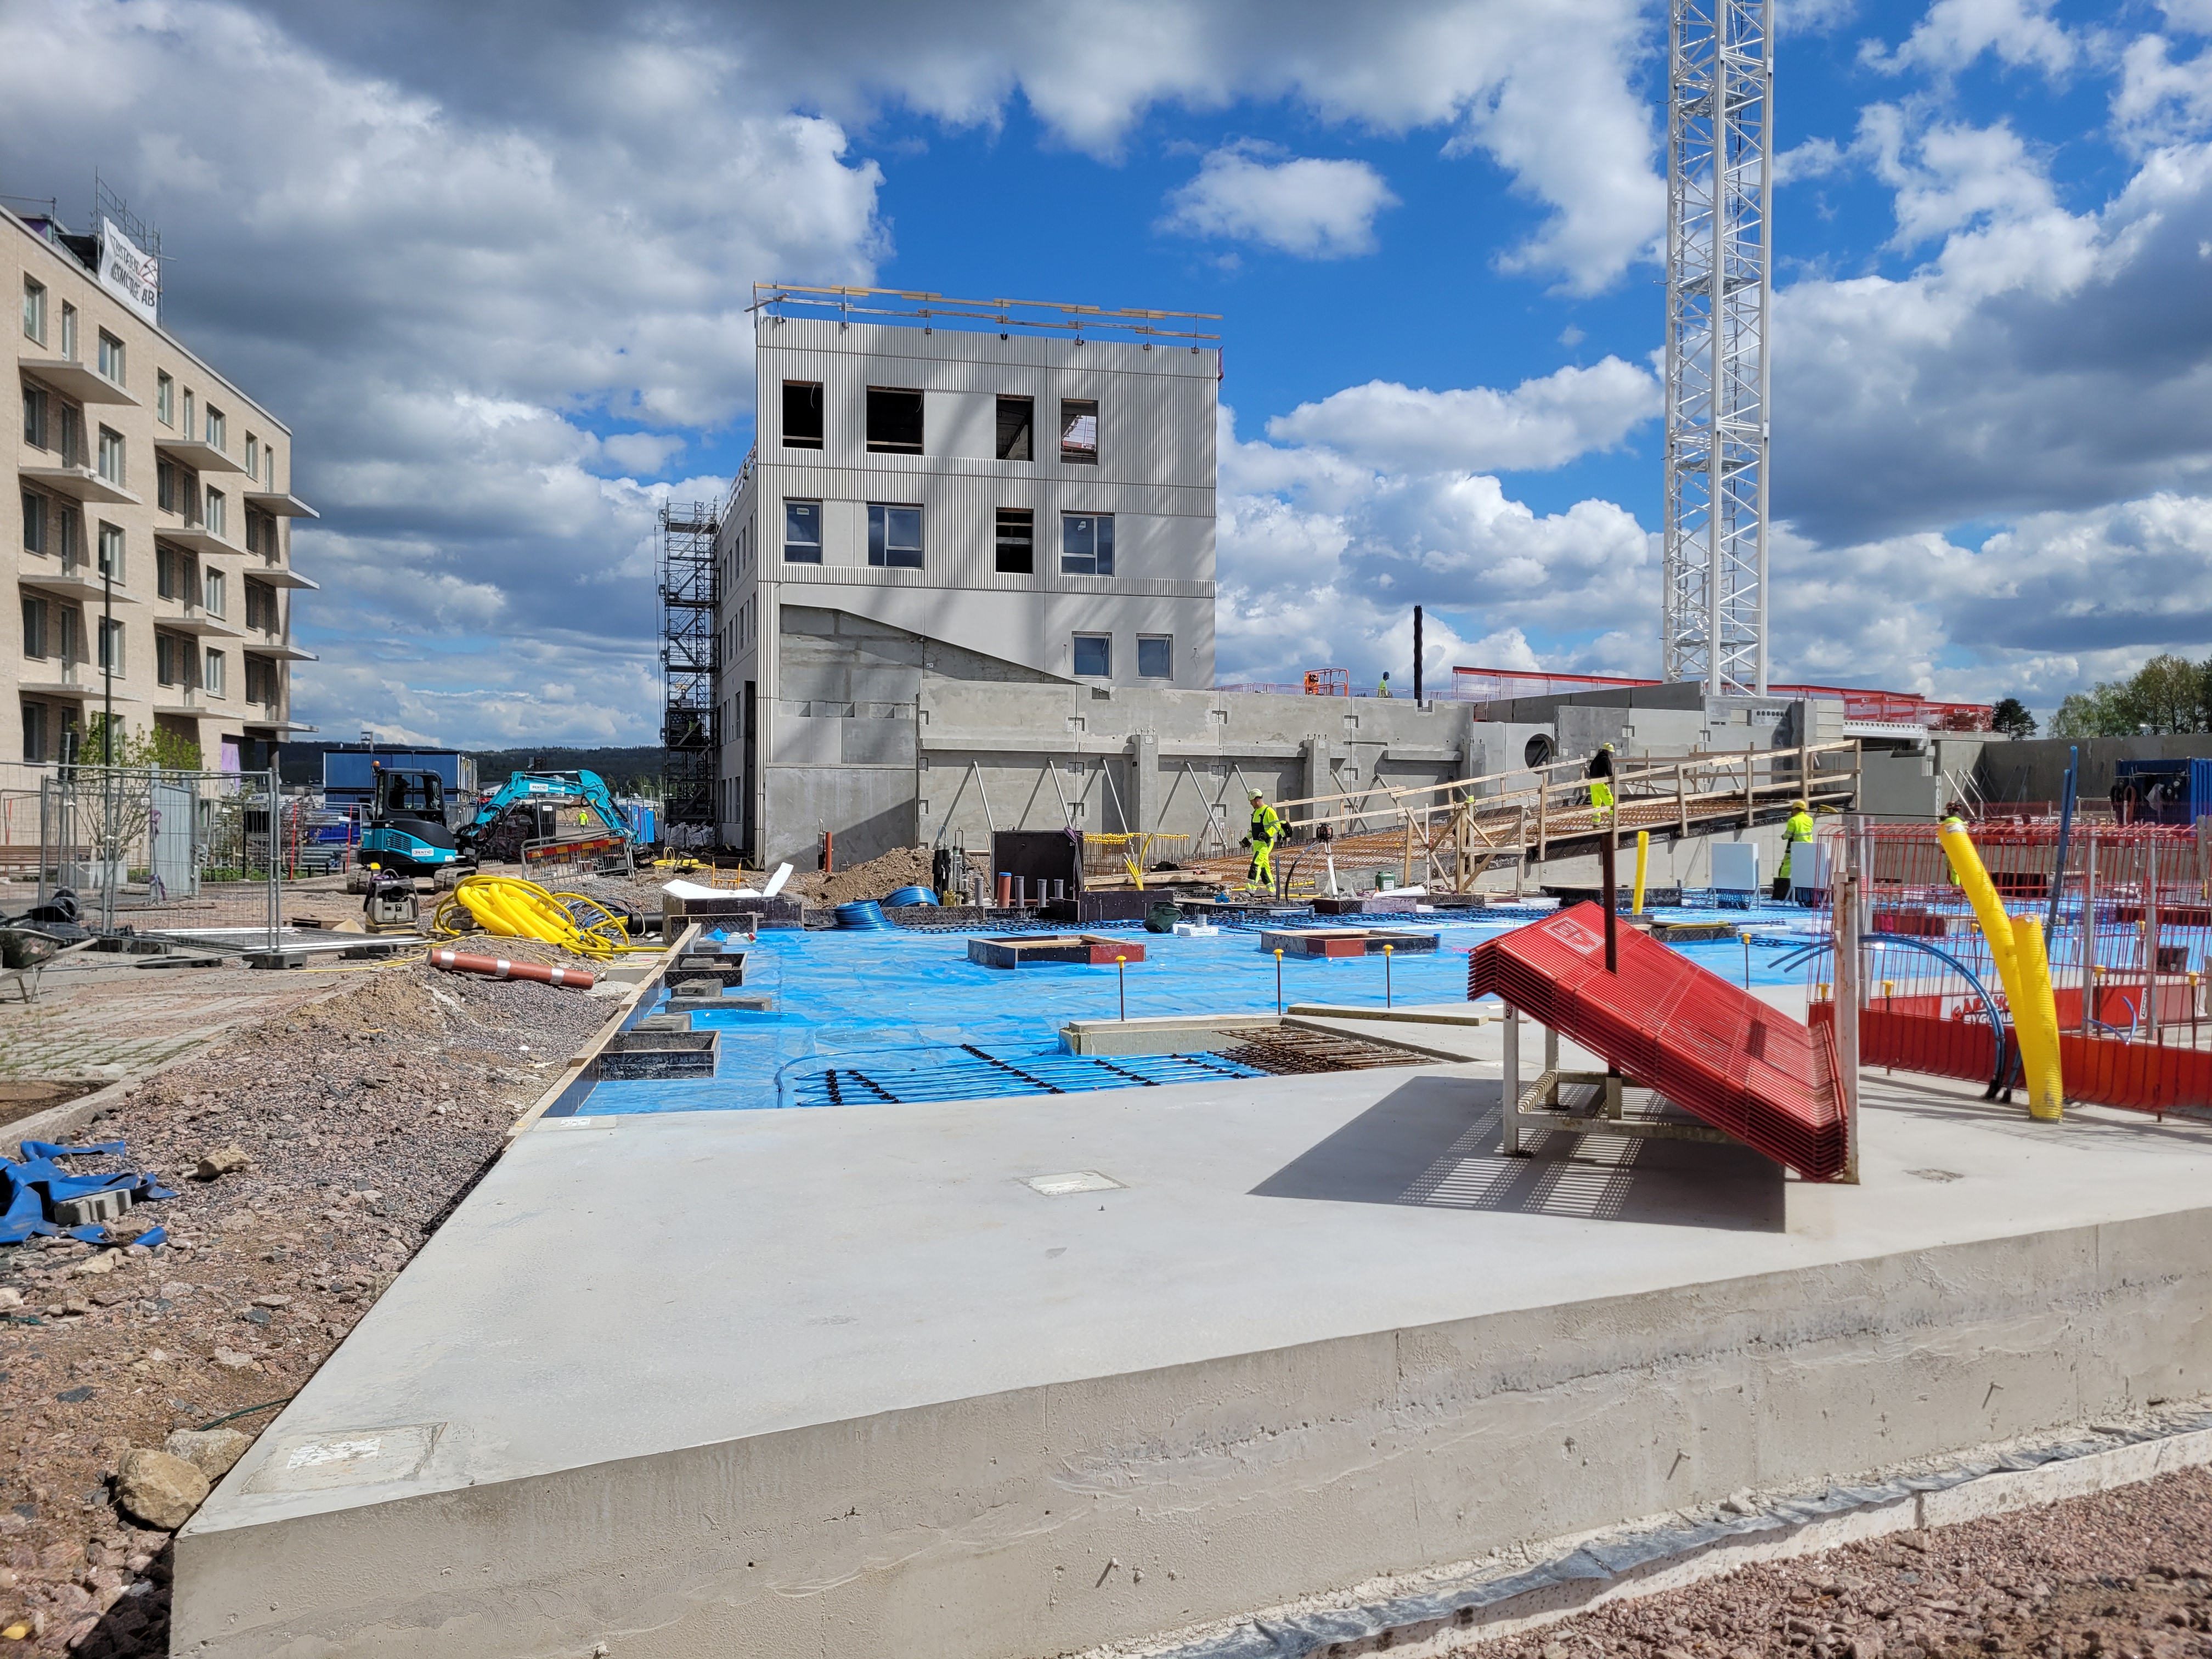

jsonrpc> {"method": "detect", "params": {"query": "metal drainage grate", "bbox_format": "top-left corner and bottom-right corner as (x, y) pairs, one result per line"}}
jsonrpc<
(790, 1045), (1261, 1109)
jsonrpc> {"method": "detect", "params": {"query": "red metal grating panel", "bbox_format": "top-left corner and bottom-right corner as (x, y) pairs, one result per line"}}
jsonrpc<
(1470, 903), (1849, 1180)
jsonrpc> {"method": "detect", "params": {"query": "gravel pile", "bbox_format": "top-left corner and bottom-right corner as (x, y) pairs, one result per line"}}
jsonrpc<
(0, 957), (617, 1655)
(1470, 1464), (2212, 1659)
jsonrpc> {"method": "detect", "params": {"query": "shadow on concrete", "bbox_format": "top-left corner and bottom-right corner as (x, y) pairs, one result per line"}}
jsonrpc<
(1249, 1075), (1786, 1232)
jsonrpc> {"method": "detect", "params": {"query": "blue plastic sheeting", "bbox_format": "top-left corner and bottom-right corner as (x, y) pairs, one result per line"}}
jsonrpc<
(2, 1139), (176, 1246)
(577, 911), (1813, 1117)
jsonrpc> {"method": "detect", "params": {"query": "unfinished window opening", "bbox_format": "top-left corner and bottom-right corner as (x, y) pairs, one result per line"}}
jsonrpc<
(1137, 635), (1172, 679)
(995, 508), (1034, 575)
(996, 395), (1033, 461)
(1059, 398), (1098, 465)
(1071, 633), (1111, 679)
(782, 381), (823, 449)
(1061, 512), (1114, 577)
(867, 503), (923, 569)
(865, 387), (923, 454)
(783, 499), (822, 564)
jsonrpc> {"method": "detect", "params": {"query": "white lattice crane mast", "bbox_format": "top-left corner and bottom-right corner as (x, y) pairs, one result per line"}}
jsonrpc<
(1661, 0), (1774, 696)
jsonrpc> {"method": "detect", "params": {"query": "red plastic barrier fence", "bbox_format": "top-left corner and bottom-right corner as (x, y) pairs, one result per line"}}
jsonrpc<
(1470, 904), (1849, 1180)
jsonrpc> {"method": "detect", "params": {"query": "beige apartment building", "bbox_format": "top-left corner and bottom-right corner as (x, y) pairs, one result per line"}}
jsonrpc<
(7, 203), (314, 772)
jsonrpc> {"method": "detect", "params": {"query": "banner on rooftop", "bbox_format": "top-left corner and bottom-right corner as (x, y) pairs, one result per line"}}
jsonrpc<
(98, 218), (159, 324)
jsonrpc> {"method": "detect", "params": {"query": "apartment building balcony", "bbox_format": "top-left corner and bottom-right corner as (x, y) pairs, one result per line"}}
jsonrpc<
(154, 611), (245, 639)
(153, 433), (249, 475)
(16, 664), (139, 703)
(18, 464), (139, 507)
(242, 562), (318, 590)
(241, 637), (316, 661)
(18, 359), (139, 407)
(156, 522), (241, 557)
(243, 490), (318, 518)
(18, 564), (140, 605)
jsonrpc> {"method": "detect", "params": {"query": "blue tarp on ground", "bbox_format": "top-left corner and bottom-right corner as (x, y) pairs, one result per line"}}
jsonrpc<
(1, 1139), (174, 1246)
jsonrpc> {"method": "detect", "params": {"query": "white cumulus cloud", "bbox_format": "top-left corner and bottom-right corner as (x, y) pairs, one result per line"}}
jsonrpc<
(1159, 144), (1398, 258)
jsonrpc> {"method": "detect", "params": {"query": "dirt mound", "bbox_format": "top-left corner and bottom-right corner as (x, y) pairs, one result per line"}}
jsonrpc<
(784, 845), (942, 907)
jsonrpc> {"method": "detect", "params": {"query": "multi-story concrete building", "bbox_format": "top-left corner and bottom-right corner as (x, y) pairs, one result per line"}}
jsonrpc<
(712, 291), (1219, 861)
(8, 203), (314, 771)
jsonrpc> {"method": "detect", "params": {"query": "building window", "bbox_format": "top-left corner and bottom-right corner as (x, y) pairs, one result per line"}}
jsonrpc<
(97, 427), (125, 487)
(157, 546), (179, 600)
(156, 371), (174, 426)
(865, 387), (923, 454)
(783, 499), (822, 563)
(1061, 512), (1115, 576)
(157, 461), (178, 514)
(98, 522), (124, 583)
(205, 488), (227, 538)
(247, 655), (278, 706)
(97, 618), (122, 672)
(995, 508), (1034, 574)
(263, 444), (276, 488)
(1137, 635), (1173, 679)
(22, 279), (45, 345)
(867, 503), (923, 568)
(59, 302), (76, 362)
(204, 648), (227, 697)
(204, 568), (226, 617)
(245, 578), (275, 632)
(21, 703), (46, 765)
(22, 597), (47, 661)
(156, 633), (180, 687)
(245, 509), (263, 554)
(182, 389), (194, 438)
(1071, 633), (1112, 679)
(58, 609), (78, 666)
(97, 331), (124, 385)
(205, 407), (225, 452)
(783, 381), (823, 449)
(246, 435), (259, 478)
(996, 396), (1033, 461)
(1060, 398), (1098, 464)
(22, 386), (46, 449)
(21, 492), (45, 555)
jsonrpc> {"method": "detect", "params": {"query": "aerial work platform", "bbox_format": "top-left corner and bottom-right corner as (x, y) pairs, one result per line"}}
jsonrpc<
(1470, 902), (1848, 1180)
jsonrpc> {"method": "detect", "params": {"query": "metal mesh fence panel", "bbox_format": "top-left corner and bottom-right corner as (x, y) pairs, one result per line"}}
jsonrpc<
(38, 768), (281, 951)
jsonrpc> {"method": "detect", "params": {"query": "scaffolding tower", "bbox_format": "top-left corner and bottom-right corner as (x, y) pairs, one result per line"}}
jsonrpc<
(658, 501), (719, 838)
(1661, 0), (1774, 697)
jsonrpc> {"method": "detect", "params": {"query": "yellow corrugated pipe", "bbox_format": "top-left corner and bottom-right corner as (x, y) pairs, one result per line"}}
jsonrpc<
(1937, 817), (2063, 1120)
(430, 873), (657, 961)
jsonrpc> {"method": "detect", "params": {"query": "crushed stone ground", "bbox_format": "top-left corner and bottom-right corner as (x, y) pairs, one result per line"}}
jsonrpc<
(0, 957), (615, 1655)
(1466, 1464), (2212, 1659)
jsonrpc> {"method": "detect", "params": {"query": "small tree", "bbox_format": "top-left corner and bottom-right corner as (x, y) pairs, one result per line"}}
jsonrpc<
(2125, 653), (2205, 734)
(81, 715), (202, 771)
(2049, 684), (2134, 738)
(1990, 697), (2037, 739)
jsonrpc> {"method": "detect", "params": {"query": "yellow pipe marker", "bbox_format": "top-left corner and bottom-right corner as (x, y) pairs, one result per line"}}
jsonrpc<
(1936, 818), (2063, 1120)
(1632, 830), (1650, 915)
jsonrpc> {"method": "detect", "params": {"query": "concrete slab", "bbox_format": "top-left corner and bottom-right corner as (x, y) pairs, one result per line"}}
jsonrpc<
(176, 1055), (2212, 1659)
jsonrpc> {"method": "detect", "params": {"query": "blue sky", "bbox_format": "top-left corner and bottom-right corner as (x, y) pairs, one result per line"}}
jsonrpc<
(8, 0), (2212, 743)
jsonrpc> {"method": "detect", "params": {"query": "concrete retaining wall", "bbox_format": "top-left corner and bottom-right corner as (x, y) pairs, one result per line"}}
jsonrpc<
(174, 1202), (2212, 1658)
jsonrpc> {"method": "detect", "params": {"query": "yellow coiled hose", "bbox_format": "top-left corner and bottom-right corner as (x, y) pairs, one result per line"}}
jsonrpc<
(429, 873), (656, 960)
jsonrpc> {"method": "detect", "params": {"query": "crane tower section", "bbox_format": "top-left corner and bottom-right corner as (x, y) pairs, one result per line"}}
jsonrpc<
(1662, 0), (1774, 697)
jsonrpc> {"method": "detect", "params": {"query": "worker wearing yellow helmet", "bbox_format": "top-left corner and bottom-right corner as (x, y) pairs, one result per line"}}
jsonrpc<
(1773, 798), (1815, 900)
(1245, 789), (1285, 893)
(1585, 741), (1617, 825)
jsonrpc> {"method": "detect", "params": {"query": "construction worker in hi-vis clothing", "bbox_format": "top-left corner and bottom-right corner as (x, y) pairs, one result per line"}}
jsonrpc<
(1586, 741), (1617, 823)
(1376, 671), (1393, 698)
(1245, 789), (1284, 890)
(1774, 798), (1816, 900)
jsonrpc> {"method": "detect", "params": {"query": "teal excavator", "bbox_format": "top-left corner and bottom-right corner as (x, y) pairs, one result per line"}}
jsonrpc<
(457, 770), (635, 865)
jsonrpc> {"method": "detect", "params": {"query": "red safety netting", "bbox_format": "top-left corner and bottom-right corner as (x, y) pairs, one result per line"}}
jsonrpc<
(1470, 903), (1848, 1180)
(1808, 822), (2212, 1114)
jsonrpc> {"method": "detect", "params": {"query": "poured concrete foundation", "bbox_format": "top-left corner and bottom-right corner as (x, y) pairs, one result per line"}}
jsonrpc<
(175, 1036), (2212, 1658)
